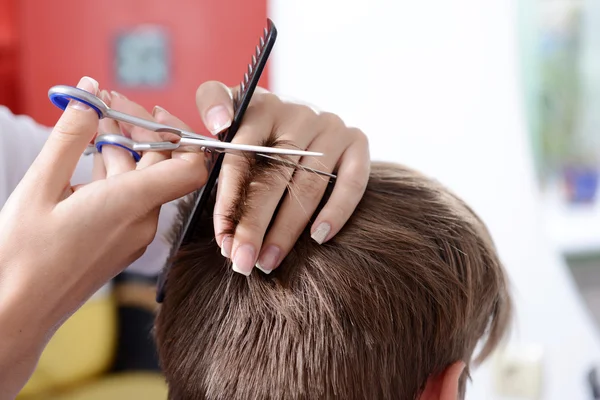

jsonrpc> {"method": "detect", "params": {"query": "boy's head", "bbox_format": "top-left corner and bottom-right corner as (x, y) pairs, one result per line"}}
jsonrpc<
(154, 155), (512, 400)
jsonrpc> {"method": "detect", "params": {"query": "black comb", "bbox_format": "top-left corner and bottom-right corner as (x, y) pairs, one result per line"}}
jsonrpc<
(156, 19), (277, 303)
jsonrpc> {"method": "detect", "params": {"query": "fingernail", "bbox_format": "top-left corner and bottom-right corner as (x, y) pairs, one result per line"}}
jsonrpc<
(152, 105), (170, 117)
(70, 76), (99, 111)
(99, 90), (112, 106)
(232, 244), (256, 276)
(111, 90), (127, 100)
(79, 76), (99, 93)
(205, 105), (232, 135)
(256, 245), (281, 274)
(311, 222), (331, 245)
(221, 235), (233, 258)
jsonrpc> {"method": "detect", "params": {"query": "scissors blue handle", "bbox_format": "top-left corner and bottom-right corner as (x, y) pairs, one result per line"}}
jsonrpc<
(50, 87), (140, 161)
(49, 87), (105, 120)
(93, 134), (180, 163)
(94, 138), (142, 162)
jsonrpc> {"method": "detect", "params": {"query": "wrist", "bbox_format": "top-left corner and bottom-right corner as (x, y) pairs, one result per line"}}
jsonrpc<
(0, 270), (51, 398)
(0, 264), (55, 349)
(0, 276), (45, 335)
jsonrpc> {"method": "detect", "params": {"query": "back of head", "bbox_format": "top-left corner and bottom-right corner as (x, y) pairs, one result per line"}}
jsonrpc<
(154, 154), (512, 400)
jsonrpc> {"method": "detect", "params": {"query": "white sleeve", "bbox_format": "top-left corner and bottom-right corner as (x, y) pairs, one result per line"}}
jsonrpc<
(0, 105), (93, 202)
(0, 106), (175, 277)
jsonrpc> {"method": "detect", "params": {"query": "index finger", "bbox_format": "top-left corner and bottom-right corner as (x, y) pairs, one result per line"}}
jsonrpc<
(119, 152), (209, 216)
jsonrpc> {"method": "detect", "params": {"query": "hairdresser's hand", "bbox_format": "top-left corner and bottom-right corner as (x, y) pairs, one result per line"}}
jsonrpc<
(0, 77), (206, 377)
(195, 81), (370, 275)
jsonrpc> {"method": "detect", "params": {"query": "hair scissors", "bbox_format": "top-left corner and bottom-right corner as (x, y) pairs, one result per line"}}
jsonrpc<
(47, 85), (324, 162)
(93, 133), (323, 160)
(92, 133), (334, 178)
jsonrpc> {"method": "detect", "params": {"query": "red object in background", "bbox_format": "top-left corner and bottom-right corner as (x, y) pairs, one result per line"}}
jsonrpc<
(16, 0), (268, 131)
(0, 0), (20, 114)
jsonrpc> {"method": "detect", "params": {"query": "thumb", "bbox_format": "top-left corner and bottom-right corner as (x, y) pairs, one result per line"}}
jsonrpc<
(196, 81), (234, 136)
(31, 76), (100, 200)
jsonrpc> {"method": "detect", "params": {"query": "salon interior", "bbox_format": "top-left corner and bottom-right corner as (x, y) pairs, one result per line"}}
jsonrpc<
(3, 0), (600, 399)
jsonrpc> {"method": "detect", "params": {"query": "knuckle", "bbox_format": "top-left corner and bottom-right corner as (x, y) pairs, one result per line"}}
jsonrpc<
(252, 92), (281, 109)
(281, 215), (308, 240)
(294, 172), (326, 200)
(269, 224), (300, 248)
(98, 117), (117, 132)
(332, 203), (349, 221)
(253, 85), (269, 95)
(317, 112), (346, 130)
(319, 197), (350, 222)
(345, 174), (368, 193)
(237, 216), (265, 237)
(293, 104), (318, 121)
(349, 127), (369, 147)
(277, 104), (318, 137)
(53, 118), (86, 141)
(153, 111), (170, 125)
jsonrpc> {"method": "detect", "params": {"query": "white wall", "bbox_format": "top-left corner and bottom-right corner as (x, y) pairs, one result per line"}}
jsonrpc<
(269, 1), (600, 399)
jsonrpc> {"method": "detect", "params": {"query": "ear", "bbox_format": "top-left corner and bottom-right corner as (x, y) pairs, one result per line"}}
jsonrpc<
(419, 361), (466, 400)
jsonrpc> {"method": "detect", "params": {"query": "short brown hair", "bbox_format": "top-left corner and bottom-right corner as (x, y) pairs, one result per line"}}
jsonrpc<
(154, 151), (512, 399)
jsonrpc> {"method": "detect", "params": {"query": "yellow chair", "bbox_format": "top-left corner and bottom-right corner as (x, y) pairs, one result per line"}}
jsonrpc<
(17, 283), (167, 400)
(44, 374), (167, 400)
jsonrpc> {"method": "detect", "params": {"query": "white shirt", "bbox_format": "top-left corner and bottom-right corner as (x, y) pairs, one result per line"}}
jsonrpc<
(0, 105), (177, 277)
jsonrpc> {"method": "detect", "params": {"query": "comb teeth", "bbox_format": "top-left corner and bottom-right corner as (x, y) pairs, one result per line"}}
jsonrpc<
(239, 22), (272, 96)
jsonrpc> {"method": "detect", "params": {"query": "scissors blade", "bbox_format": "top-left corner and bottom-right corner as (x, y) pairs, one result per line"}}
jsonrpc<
(178, 137), (323, 157)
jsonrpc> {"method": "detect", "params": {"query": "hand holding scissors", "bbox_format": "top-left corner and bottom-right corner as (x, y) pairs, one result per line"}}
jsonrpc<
(0, 76), (209, 399)
(48, 85), (326, 163)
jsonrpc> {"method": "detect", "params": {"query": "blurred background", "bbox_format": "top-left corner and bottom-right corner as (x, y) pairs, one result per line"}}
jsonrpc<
(2, 0), (600, 399)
